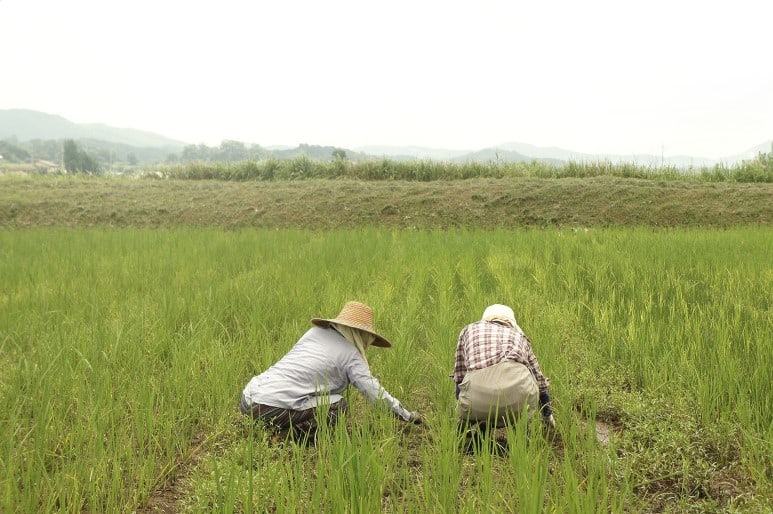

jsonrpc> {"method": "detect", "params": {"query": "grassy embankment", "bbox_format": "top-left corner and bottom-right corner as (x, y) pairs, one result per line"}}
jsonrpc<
(0, 173), (771, 229)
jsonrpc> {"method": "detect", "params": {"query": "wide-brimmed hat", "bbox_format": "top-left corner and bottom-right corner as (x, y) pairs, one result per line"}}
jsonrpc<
(481, 304), (517, 328)
(311, 301), (392, 348)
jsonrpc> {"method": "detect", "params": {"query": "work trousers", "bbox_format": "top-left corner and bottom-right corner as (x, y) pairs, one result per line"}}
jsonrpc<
(240, 395), (348, 439)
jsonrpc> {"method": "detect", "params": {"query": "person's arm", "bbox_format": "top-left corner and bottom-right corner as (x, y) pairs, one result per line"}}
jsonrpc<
(347, 354), (421, 423)
(521, 334), (550, 393)
(539, 390), (553, 417)
(540, 390), (556, 429)
(520, 333), (554, 425)
(450, 327), (469, 387)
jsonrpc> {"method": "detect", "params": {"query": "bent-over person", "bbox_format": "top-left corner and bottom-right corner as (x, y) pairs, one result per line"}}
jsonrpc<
(451, 304), (555, 431)
(240, 301), (422, 442)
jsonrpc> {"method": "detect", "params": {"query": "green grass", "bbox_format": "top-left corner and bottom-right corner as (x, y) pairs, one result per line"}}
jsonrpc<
(1, 227), (770, 512)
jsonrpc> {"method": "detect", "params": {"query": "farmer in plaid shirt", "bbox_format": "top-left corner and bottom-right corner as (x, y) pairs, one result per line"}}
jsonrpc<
(452, 304), (555, 430)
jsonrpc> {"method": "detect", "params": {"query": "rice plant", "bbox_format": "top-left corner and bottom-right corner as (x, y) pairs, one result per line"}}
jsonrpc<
(1, 227), (770, 512)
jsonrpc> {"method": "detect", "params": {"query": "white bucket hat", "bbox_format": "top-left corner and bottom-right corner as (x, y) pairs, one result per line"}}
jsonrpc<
(481, 304), (517, 328)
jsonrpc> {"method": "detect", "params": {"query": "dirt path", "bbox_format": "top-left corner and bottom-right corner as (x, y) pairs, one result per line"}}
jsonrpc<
(137, 431), (209, 513)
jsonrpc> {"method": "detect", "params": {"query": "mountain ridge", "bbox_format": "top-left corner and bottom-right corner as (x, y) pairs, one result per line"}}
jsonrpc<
(1, 109), (769, 166)
(0, 109), (186, 149)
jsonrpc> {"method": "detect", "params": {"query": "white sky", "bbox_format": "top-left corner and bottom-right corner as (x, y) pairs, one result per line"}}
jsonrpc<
(1, 0), (771, 159)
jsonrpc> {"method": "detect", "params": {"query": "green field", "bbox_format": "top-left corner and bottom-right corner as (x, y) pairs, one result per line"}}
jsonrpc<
(1, 226), (770, 513)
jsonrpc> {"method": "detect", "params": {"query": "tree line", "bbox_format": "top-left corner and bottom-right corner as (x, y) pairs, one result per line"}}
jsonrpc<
(1, 137), (290, 171)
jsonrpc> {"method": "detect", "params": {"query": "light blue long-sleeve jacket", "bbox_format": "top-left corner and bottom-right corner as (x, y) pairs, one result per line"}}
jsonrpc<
(242, 325), (411, 420)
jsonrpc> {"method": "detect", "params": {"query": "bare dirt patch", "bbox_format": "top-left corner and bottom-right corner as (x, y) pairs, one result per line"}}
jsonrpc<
(579, 419), (615, 446)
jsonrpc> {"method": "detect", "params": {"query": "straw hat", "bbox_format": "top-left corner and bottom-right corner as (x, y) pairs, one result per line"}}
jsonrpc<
(481, 304), (517, 328)
(311, 301), (392, 348)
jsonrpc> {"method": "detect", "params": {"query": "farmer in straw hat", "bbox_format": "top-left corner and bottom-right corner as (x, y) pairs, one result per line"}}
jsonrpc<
(451, 304), (555, 432)
(240, 301), (422, 441)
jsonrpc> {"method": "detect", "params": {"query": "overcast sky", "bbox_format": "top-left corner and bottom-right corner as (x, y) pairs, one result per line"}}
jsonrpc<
(1, 0), (771, 159)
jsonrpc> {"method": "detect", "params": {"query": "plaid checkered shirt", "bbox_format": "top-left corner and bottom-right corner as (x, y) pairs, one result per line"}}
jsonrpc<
(451, 320), (550, 392)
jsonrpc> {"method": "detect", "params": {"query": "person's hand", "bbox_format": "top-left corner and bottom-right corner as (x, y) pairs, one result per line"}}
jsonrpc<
(542, 413), (561, 444)
(402, 411), (423, 424)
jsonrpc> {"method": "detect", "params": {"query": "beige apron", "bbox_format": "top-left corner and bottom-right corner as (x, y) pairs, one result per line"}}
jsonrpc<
(457, 359), (538, 427)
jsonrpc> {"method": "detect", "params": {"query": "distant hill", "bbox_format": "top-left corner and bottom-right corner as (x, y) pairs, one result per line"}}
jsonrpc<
(722, 141), (773, 164)
(451, 147), (563, 165)
(491, 141), (717, 167)
(356, 145), (470, 161)
(2, 109), (768, 167)
(0, 109), (185, 149)
(356, 141), (772, 167)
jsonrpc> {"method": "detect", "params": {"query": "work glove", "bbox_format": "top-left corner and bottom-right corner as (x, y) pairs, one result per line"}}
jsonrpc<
(400, 411), (423, 424)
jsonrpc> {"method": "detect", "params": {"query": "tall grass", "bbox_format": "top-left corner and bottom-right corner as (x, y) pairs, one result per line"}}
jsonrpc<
(1, 228), (770, 512)
(154, 155), (773, 183)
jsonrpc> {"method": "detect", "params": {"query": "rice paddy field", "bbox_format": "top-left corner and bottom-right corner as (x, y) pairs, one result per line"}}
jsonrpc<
(1, 225), (771, 513)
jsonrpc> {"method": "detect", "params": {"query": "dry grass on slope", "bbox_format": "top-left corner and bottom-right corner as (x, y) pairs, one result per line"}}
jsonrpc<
(1, 175), (771, 229)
